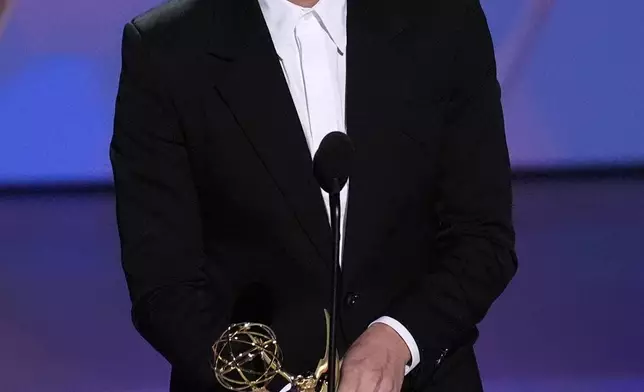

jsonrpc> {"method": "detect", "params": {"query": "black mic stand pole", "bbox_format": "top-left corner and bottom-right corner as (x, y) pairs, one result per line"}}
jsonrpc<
(327, 179), (341, 392)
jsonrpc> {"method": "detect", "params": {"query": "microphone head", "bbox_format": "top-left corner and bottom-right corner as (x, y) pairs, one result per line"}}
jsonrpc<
(313, 132), (355, 194)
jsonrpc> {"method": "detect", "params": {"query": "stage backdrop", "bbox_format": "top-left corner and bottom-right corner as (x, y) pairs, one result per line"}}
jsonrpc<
(0, 0), (642, 184)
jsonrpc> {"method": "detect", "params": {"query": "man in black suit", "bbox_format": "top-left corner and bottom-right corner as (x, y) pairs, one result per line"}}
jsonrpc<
(110, 0), (517, 391)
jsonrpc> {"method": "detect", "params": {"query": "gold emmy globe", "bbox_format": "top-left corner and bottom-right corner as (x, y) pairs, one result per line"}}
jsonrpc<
(212, 310), (339, 392)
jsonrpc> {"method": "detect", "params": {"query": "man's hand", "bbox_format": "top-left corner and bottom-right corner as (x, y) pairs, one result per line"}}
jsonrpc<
(338, 323), (411, 392)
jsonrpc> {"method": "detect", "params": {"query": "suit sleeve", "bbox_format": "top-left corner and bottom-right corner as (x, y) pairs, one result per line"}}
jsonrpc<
(387, 0), (518, 377)
(110, 22), (232, 391)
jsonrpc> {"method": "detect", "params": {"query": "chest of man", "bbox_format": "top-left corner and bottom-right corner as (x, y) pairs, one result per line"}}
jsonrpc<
(151, 0), (459, 282)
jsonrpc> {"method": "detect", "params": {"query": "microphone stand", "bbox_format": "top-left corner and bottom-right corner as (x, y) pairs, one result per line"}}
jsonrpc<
(327, 180), (341, 392)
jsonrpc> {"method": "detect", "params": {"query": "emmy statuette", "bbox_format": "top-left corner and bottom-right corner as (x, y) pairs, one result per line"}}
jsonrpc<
(212, 310), (340, 392)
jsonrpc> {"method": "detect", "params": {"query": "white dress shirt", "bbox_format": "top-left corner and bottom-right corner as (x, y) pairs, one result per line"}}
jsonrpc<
(258, 0), (421, 376)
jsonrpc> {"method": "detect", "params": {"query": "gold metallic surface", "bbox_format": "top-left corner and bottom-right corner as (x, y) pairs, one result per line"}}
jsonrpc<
(212, 310), (339, 392)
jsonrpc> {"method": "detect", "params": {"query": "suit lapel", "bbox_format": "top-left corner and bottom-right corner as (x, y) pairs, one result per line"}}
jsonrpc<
(343, 0), (410, 280)
(201, 0), (411, 274)
(205, 0), (333, 266)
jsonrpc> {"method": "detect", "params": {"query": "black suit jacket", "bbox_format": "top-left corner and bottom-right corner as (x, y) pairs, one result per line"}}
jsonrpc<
(111, 0), (517, 390)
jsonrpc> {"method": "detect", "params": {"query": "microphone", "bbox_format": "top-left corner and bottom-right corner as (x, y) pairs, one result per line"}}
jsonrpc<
(313, 132), (355, 195)
(313, 131), (355, 392)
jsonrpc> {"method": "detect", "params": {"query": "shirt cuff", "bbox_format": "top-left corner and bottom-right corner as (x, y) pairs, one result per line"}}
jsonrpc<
(369, 316), (421, 374)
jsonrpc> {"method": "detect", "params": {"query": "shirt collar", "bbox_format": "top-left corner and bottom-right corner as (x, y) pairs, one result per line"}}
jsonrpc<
(258, 0), (347, 57)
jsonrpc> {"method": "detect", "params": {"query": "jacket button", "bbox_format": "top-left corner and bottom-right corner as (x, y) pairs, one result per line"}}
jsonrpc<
(345, 293), (360, 307)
